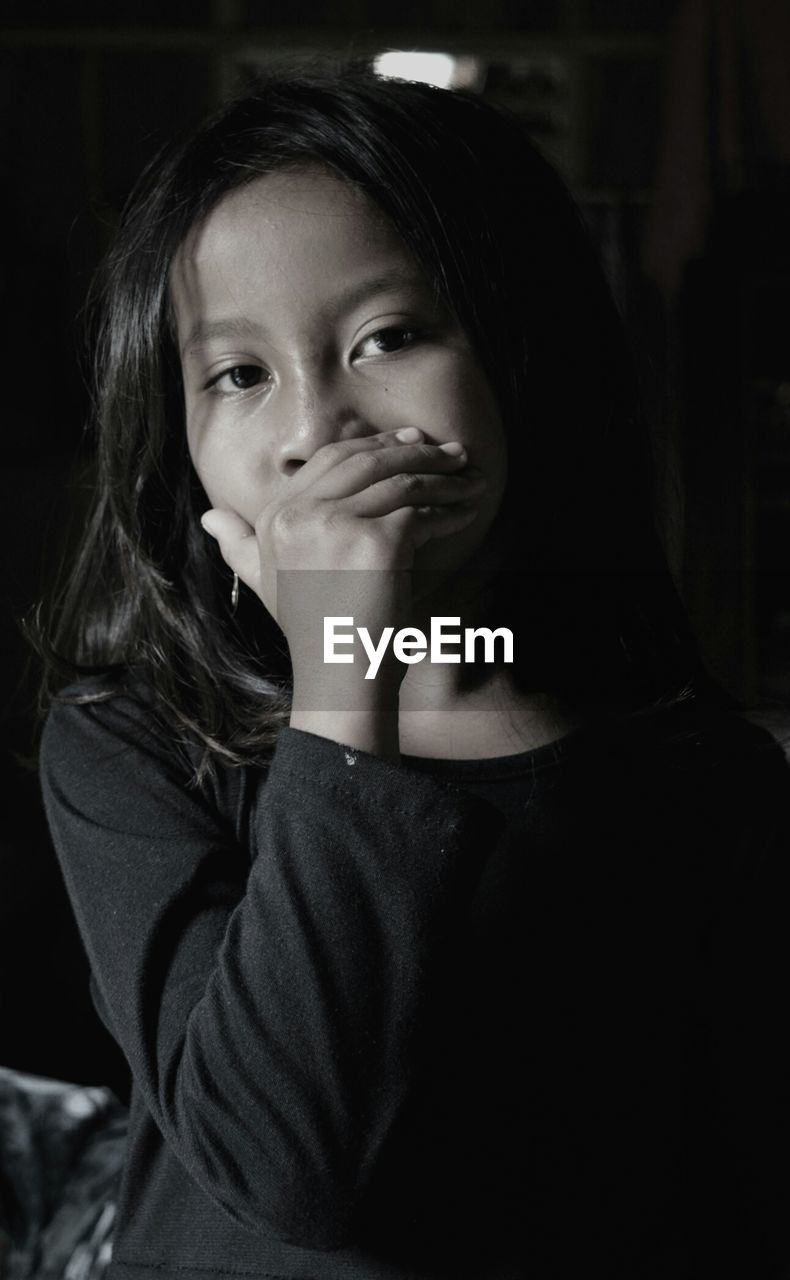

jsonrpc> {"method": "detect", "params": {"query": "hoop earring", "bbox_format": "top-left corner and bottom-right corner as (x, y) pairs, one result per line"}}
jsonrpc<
(230, 572), (240, 613)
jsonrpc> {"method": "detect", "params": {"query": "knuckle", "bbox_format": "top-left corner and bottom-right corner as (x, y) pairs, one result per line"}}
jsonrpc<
(389, 505), (417, 528)
(269, 503), (301, 538)
(418, 443), (441, 462)
(351, 450), (381, 481)
(316, 440), (346, 467)
(399, 472), (425, 495)
(357, 522), (392, 558)
(323, 505), (348, 532)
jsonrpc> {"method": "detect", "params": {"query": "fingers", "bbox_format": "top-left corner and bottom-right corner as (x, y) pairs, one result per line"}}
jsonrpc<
(386, 499), (483, 551)
(199, 427), (487, 605)
(342, 465), (487, 518)
(298, 427), (469, 500)
(200, 508), (260, 589)
(293, 426), (414, 490)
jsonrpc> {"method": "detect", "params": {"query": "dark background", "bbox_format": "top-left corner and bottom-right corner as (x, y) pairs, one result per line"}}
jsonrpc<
(1, 0), (789, 1094)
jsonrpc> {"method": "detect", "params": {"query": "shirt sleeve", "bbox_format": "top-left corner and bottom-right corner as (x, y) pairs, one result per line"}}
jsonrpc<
(39, 690), (504, 1250)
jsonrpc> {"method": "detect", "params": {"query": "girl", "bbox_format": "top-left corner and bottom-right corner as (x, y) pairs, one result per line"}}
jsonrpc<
(38, 67), (790, 1279)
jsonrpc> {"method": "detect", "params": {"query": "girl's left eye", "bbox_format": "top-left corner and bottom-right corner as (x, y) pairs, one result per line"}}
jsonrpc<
(206, 365), (269, 394)
(354, 327), (419, 358)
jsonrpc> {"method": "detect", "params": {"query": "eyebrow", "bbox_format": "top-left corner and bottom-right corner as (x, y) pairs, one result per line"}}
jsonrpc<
(179, 268), (432, 359)
(181, 316), (264, 358)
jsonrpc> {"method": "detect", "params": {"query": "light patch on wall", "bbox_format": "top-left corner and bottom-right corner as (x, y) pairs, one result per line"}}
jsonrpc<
(373, 51), (481, 90)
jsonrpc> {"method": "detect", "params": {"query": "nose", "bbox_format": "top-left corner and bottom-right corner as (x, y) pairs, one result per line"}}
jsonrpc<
(272, 374), (377, 476)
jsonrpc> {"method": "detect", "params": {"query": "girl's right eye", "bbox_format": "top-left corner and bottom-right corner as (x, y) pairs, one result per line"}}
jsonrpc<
(205, 365), (270, 395)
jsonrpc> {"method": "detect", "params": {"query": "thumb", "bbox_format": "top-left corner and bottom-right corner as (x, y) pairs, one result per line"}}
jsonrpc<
(200, 508), (260, 591)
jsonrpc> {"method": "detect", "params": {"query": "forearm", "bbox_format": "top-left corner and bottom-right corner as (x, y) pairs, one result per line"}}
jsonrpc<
(40, 698), (502, 1247)
(146, 730), (492, 1242)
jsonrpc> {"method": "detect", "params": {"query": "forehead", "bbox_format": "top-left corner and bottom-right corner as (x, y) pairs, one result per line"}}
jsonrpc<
(169, 166), (422, 329)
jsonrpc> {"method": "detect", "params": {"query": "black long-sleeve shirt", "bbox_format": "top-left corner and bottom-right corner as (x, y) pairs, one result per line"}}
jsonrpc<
(39, 680), (790, 1279)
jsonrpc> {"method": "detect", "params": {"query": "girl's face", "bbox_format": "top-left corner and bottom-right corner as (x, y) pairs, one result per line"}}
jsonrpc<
(171, 165), (508, 582)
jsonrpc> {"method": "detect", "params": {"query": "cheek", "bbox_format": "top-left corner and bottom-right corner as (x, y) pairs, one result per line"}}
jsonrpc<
(186, 421), (247, 512)
(453, 371), (509, 489)
(186, 424), (221, 505)
(412, 356), (502, 442)
(195, 458), (278, 529)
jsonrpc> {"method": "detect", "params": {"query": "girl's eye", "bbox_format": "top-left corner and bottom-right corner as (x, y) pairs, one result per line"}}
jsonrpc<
(206, 365), (269, 394)
(355, 327), (418, 357)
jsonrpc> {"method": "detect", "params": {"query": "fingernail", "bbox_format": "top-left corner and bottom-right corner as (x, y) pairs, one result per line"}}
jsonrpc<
(395, 427), (423, 442)
(200, 512), (218, 536)
(439, 442), (466, 456)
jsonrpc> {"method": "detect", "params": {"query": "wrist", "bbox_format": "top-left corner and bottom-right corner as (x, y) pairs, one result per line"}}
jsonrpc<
(288, 705), (401, 763)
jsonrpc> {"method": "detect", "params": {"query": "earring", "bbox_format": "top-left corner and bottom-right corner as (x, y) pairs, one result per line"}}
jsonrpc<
(230, 572), (240, 612)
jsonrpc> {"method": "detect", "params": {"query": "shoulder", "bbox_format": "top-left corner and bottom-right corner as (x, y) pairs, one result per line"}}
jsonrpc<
(741, 706), (790, 765)
(39, 675), (252, 814)
(600, 701), (790, 832)
(619, 700), (790, 770)
(39, 672), (267, 833)
(41, 672), (179, 774)
(39, 674), (189, 837)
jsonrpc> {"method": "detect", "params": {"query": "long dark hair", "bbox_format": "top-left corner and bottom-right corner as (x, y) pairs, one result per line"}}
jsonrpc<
(36, 62), (732, 777)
